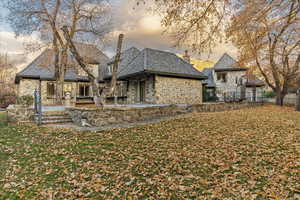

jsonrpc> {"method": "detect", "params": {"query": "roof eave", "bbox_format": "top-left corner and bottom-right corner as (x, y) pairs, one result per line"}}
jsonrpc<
(215, 68), (248, 72)
(145, 70), (207, 80)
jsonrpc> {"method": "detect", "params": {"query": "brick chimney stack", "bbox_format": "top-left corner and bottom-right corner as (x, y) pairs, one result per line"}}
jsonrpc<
(183, 50), (191, 63)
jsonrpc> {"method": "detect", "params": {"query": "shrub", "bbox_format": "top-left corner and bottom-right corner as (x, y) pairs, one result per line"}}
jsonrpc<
(17, 95), (34, 107)
(0, 94), (17, 108)
(262, 91), (276, 98)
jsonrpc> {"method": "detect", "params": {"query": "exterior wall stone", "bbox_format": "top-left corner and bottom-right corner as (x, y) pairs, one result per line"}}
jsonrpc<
(6, 105), (35, 123)
(18, 79), (39, 97)
(155, 75), (202, 104)
(18, 79), (79, 105)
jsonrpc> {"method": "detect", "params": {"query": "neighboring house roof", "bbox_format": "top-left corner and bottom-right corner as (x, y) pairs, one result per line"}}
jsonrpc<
(202, 68), (216, 88)
(214, 53), (247, 72)
(117, 48), (207, 80)
(246, 79), (265, 87)
(104, 47), (141, 79)
(15, 43), (109, 84)
(245, 70), (265, 87)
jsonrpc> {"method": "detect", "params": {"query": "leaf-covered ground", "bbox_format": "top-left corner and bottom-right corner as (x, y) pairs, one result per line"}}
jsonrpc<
(0, 105), (299, 199)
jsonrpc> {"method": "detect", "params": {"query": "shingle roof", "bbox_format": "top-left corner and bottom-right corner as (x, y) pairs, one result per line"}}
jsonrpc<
(15, 43), (109, 83)
(214, 53), (247, 72)
(202, 68), (216, 88)
(103, 47), (141, 79)
(117, 48), (207, 80)
(246, 79), (265, 87)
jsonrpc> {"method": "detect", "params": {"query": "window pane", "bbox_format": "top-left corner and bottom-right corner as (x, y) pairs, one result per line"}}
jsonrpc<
(85, 86), (90, 97)
(79, 86), (85, 96)
(47, 83), (55, 97)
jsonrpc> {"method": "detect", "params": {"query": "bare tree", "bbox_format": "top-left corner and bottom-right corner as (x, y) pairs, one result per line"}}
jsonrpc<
(227, 0), (300, 106)
(138, 0), (299, 106)
(3, 0), (112, 104)
(0, 54), (17, 107)
(62, 26), (124, 106)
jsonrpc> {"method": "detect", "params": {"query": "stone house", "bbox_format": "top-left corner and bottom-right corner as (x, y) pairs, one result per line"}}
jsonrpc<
(104, 47), (207, 104)
(203, 53), (265, 101)
(15, 43), (109, 105)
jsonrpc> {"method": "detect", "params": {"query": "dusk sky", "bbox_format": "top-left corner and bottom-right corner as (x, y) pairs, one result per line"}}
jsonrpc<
(0, 0), (238, 68)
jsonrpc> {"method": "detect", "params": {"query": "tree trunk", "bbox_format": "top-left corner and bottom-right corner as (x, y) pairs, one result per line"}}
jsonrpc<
(275, 91), (285, 106)
(58, 46), (68, 105)
(53, 36), (63, 105)
(296, 89), (300, 111)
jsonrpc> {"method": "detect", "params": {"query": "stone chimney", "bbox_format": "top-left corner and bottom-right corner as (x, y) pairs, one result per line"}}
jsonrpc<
(183, 50), (191, 63)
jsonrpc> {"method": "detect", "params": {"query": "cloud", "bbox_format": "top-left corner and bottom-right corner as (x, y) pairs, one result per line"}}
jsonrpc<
(0, 0), (238, 68)
(105, 0), (238, 62)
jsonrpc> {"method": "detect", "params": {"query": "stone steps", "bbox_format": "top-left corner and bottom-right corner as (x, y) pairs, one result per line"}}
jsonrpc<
(35, 111), (73, 125)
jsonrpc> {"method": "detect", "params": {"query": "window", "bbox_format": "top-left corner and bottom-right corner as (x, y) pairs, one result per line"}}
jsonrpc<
(47, 82), (55, 97)
(79, 84), (90, 97)
(217, 73), (227, 83)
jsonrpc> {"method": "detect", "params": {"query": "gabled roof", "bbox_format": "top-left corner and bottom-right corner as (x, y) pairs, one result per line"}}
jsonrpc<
(214, 53), (247, 72)
(15, 43), (109, 83)
(202, 68), (216, 88)
(117, 48), (207, 80)
(104, 47), (141, 79)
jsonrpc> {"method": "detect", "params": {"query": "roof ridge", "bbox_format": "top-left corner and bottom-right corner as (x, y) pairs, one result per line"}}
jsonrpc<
(214, 53), (237, 69)
(144, 48), (197, 69)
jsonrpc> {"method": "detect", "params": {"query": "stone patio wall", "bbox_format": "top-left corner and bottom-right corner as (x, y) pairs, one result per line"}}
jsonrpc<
(6, 105), (35, 123)
(67, 102), (263, 127)
(67, 105), (187, 127)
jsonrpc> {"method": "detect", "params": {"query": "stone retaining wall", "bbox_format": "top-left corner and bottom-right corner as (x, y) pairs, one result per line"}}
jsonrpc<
(67, 102), (263, 127)
(68, 105), (187, 127)
(188, 102), (263, 112)
(6, 105), (35, 123)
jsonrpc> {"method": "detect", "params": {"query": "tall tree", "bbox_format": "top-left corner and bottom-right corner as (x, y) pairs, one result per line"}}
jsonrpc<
(136, 0), (229, 55)
(62, 26), (124, 106)
(139, 0), (299, 106)
(227, 0), (300, 106)
(3, 0), (112, 104)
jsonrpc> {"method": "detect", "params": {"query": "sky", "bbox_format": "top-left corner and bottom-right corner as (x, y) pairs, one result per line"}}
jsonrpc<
(0, 0), (238, 69)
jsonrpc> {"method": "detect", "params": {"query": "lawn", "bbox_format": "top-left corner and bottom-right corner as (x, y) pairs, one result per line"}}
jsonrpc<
(0, 105), (299, 199)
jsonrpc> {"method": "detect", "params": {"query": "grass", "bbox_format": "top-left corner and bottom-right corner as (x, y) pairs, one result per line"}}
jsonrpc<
(0, 105), (299, 199)
(0, 112), (7, 126)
